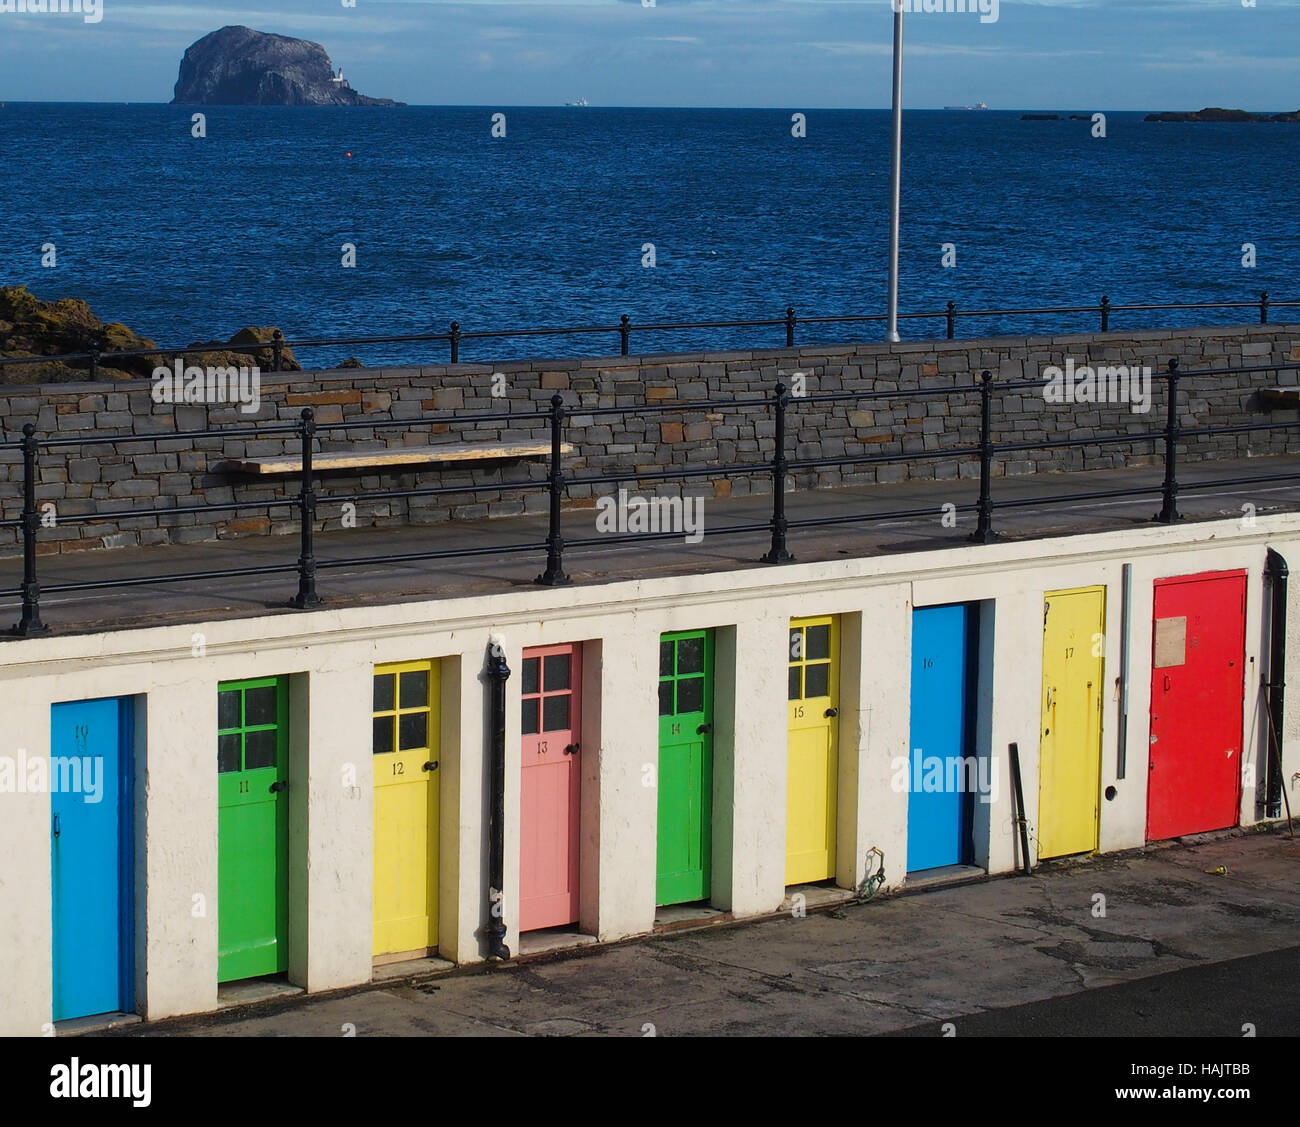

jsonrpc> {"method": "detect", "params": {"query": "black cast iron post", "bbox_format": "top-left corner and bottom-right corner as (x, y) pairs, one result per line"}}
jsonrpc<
(619, 314), (631, 357)
(1100, 294), (1111, 332)
(1154, 358), (1182, 524)
(761, 381), (794, 564)
(1261, 291), (1270, 325)
(785, 306), (797, 348)
(536, 394), (572, 586)
(449, 321), (461, 364)
(970, 370), (997, 543)
(14, 423), (49, 637)
(290, 407), (323, 608)
(946, 301), (957, 340)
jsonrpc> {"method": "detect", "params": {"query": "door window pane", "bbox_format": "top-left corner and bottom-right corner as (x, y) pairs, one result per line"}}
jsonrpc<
(245, 686), (278, 727)
(543, 653), (571, 691)
(373, 673), (395, 713)
(804, 662), (829, 698)
(399, 711), (429, 751)
(677, 637), (704, 675)
(660, 641), (674, 677)
(399, 670), (429, 710)
(542, 694), (571, 732)
(659, 680), (674, 716)
(373, 715), (394, 755)
(218, 690), (241, 731)
(677, 676), (704, 714)
(522, 698), (540, 736)
(218, 732), (241, 773)
(789, 666), (801, 700)
(244, 729), (278, 771)
(807, 624), (831, 661)
(522, 657), (539, 695)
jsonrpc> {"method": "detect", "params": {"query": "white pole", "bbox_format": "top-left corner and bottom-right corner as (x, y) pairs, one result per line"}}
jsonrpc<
(886, 5), (904, 343)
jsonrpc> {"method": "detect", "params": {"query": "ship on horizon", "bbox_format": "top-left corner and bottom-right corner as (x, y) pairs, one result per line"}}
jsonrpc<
(565, 97), (589, 107)
(944, 101), (989, 111)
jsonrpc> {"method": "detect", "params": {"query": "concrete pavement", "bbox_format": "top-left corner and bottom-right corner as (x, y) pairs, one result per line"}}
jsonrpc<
(113, 828), (1300, 1038)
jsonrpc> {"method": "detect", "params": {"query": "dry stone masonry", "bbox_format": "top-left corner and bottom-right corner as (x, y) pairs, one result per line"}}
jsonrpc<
(0, 323), (1296, 554)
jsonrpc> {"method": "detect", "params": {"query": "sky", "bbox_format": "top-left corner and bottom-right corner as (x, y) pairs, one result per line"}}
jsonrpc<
(0, 0), (1298, 110)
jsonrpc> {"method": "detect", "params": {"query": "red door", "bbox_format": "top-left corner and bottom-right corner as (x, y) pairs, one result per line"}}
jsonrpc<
(520, 643), (582, 932)
(1147, 570), (1247, 841)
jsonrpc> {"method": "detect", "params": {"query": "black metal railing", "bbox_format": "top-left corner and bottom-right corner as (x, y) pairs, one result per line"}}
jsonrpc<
(4, 357), (1300, 636)
(0, 293), (1295, 379)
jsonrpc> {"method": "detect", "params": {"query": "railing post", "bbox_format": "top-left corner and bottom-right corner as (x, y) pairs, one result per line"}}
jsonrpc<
(761, 381), (794, 564)
(536, 394), (572, 587)
(970, 370), (997, 544)
(1154, 358), (1181, 524)
(785, 306), (797, 348)
(271, 329), (284, 373)
(449, 321), (461, 364)
(1261, 291), (1270, 325)
(88, 340), (100, 382)
(946, 300), (957, 341)
(13, 423), (50, 637)
(1100, 294), (1111, 332)
(619, 314), (631, 357)
(290, 407), (323, 608)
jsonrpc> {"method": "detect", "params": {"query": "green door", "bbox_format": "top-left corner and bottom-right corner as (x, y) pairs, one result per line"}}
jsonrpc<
(217, 677), (289, 982)
(657, 630), (714, 906)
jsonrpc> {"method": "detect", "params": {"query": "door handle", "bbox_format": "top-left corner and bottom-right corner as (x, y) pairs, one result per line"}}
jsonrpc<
(423, 760), (439, 772)
(564, 744), (579, 756)
(1164, 675), (1172, 691)
(269, 780), (288, 793)
(824, 707), (838, 718)
(52, 814), (60, 838)
(697, 723), (712, 735)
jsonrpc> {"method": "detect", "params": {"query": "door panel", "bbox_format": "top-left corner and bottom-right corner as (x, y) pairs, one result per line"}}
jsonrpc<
(786, 616), (840, 885)
(520, 644), (582, 931)
(217, 677), (289, 982)
(908, 605), (972, 872)
(1147, 571), (1246, 840)
(373, 660), (440, 957)
(657, 630), (714, 906)
(51, 697), (133, 1022)
(1038, 587), (1105, 859)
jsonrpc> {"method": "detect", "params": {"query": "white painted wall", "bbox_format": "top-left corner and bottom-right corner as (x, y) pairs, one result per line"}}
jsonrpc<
(2, 513), (1298, 1033)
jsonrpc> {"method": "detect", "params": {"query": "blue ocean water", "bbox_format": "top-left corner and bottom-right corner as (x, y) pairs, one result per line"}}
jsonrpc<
(1, 103), (1296, 368)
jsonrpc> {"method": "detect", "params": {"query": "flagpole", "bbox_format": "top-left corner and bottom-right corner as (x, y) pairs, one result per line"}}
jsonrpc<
(886, 3), (904, 343)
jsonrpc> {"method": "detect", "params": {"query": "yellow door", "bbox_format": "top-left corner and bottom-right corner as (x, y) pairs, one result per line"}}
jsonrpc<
(786, 616), (840, 884)
(1038, 588), (1104, 859)
(372, 660), (440, 958)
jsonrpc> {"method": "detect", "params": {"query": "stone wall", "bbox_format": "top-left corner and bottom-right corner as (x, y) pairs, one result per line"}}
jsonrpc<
(1, 322), (1297, 554)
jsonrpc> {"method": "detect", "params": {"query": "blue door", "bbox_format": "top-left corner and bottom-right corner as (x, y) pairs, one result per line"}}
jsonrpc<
(908, 606), (972, 872)
(51, 697), (134, 1022)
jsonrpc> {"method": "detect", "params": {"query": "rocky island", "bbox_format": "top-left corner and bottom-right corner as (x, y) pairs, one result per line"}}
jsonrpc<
(172, 26), (405, 107)
(1145, 106), (1300, 123)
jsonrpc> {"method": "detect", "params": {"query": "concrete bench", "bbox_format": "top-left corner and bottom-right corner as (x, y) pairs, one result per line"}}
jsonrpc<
(1259, 388), (1300, 411)
(220, 442), (574, 476)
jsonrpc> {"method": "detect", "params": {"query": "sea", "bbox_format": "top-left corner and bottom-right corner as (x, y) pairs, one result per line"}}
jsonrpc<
(1, 104), (1296, 368)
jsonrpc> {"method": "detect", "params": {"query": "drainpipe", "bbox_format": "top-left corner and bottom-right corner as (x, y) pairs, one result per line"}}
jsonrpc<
(486, 639), (512, 960)
(1264, 550), (1287, 820)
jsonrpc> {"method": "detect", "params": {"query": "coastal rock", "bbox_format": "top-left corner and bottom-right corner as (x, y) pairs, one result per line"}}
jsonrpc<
(1144, 106), (1300, 123)
(0, 285), (159, 383)
(172, 26), (404, 107)
(185, 326), (302, 373)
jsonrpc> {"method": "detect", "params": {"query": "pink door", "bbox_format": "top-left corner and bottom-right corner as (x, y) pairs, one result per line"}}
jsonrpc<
(520, 644), (582, 932)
